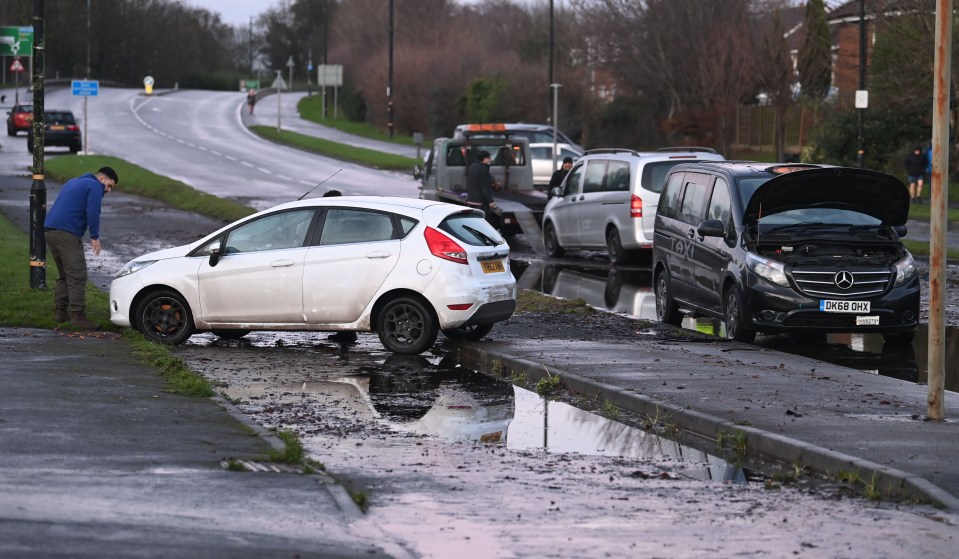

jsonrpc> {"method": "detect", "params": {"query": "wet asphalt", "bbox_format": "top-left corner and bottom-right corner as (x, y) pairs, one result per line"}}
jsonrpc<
(2, 99), (959, 558)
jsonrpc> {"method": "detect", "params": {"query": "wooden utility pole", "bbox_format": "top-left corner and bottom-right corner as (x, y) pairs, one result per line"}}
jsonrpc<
(927, 0), (953, 420)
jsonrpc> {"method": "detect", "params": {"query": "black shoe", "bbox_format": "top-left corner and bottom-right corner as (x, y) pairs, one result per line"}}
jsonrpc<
(328, 331), (358, 344)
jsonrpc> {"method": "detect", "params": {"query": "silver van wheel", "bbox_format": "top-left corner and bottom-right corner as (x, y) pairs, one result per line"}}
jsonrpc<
(607, 228), (629, 265)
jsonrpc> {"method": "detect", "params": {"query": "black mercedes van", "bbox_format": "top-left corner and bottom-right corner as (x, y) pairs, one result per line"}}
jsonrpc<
(651, 162), (919, 344)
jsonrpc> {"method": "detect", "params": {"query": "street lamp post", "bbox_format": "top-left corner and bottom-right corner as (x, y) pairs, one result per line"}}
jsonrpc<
(550, 83), (561, 173)
(29, 0), (46, 290)
(387, 0), (394, 139)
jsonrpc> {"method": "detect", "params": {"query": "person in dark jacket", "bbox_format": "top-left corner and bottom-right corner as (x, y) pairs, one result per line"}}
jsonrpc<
(466, 150), (498, 224)
(547, 156), (574, 198)
(44, 166), (119, 330)
(905, 146), (927, 204)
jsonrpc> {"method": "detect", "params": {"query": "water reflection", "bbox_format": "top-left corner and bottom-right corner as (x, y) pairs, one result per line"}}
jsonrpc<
(506, 389), (745, 482)
(299, 354), (746, 481)
(513, 260), (957, 393)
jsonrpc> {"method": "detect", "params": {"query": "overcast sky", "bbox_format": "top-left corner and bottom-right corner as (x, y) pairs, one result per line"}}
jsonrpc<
(188, 0), (837, 30)
(184, 0), (277, 28)
(186, 0), (497, 29)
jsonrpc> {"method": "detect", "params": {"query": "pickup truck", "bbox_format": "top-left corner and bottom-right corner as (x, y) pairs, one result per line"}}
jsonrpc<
(415, 133), (547, 236)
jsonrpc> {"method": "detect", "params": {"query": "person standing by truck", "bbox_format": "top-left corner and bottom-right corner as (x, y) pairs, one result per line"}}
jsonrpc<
(467, 150), (498, 225)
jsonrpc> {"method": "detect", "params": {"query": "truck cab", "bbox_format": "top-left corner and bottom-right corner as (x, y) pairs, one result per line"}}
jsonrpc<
(416, 126), (544, 235)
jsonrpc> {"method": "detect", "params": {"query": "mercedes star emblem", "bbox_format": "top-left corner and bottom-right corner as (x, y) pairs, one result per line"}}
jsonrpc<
(834, 271), (854, 290)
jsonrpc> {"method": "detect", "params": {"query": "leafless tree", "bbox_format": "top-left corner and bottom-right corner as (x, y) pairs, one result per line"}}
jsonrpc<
(756, 9), (798, 160)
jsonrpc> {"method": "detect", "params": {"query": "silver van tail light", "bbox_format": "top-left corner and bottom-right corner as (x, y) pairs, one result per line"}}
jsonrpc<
(630, 194), (643, 218)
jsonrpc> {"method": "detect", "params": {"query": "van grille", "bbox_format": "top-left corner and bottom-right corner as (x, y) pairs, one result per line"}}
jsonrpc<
(790, 266), (891, 299)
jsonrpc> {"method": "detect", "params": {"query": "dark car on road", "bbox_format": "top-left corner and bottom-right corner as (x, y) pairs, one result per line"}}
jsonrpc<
(652, 162), (919, 344)
(6, 104), (33, 136)
(27, 110), (82, 153)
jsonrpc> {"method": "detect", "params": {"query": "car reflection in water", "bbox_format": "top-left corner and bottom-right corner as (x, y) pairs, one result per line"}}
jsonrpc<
(515, 261), (657, 320)
(306, 352), (746, 482)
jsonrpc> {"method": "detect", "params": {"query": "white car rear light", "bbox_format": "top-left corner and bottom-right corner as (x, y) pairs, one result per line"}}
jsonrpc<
(425, 226), (468, 264)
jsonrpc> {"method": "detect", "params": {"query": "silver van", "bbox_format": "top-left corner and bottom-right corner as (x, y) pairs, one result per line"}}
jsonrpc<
(542, 148), (725, 264)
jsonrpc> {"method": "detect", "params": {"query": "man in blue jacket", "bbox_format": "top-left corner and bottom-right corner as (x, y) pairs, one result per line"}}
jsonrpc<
(44, 166), (119, 330)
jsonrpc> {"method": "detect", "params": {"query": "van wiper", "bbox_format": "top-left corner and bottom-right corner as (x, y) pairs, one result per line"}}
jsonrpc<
(764, 222), (848, 233)
(462, 225), (500, 246)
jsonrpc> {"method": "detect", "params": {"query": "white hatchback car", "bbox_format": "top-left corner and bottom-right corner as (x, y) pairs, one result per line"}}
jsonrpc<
(109, 196), (516, 354)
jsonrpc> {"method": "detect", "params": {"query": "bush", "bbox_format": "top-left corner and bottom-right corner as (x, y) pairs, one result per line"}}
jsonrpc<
(804, 104), (927, 175)
(179, 71), (249, 91)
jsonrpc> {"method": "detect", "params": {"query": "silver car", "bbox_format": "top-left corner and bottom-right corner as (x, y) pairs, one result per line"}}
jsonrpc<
(543, 147), (725, 265)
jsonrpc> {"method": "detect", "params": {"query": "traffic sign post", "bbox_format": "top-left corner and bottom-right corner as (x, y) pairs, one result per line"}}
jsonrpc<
(72, 80), (99, 154)
(143, 75), (155, 95)
(317, 65), (343, 119)
(10, 56), (25, 105)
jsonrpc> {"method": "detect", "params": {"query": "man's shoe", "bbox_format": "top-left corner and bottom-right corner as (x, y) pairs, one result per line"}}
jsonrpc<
(54, 309), (69, 323)
(70, 313), (101, 331)
(328, 331), (358, 344)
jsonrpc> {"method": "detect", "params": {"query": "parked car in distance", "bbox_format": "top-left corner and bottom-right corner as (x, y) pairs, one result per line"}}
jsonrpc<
(453, 123), (582, 152)
(652, 162), (919, 344)
(6, 103), (33, 136)
(27, 110), (82, 153)
(529, 142), (583, 186)
(542, 147), (725, 265)
(109, 196), (517, 354)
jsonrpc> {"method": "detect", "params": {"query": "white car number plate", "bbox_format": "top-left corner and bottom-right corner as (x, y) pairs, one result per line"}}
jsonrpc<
(819, 300), (870, 313)
(856, 316), (880, 326)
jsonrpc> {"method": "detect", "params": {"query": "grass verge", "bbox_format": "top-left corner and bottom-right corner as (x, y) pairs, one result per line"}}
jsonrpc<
(43, 154), (255, 223)
(297, 95), (421, 146)
(0, 214), (111, 329)
(0, 213), (213, 397)
(249, 125), (420, 171)
(516, 289), (593, 315)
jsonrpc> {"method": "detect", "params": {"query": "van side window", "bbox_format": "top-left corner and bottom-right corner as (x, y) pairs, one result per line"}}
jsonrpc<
(679, 178), (710, 225)
(563, 165), (584, 196)
(657, 173), (685, 219)
(583, 160), (607, 194)
(707, 178), (732, 226)
(605, 161), (630, 192)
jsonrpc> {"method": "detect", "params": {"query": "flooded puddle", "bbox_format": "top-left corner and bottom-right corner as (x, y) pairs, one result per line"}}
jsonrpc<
(198, 340), (750, 484)
(513, 260), (959, 393)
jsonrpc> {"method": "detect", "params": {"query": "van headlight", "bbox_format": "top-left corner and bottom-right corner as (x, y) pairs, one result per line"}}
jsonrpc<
(894, 253), (917, 286)
(115, 260), (157, 279)
(746, 253), (789, 287)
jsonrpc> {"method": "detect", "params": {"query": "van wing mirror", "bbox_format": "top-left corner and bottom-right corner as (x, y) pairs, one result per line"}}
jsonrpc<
(413, 164), (423, 180)
(697, 219), (726, 238)
(549, 186), (562, 198)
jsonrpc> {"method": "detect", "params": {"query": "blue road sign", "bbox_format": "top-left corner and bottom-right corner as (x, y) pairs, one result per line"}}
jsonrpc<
(71, 80), (99, 97)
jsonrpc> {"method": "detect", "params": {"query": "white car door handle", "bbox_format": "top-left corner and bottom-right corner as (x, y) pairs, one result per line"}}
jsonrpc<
(366, 251), (392, 259)
(270, 259), (296, 267)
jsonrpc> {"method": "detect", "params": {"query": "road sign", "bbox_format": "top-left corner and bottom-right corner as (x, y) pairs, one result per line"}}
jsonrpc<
(9, 58), (24, 72)
(0, 26), (33, 57)
(317, 64), (343, 87)
(72, 80), (99, 97)
(143, 75), (155, 95)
